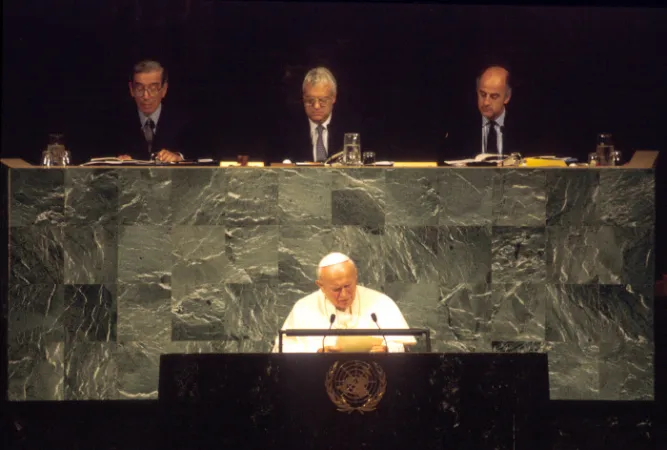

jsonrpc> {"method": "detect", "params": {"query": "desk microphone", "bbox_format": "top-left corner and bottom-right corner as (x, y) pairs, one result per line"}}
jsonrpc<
(370, 313), (388, 352)
(322, 314), (336, 352)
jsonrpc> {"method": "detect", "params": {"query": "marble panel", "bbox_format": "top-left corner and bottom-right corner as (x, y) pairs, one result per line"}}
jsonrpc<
(8, 340), (64, 401)
(492, 169), (546, 226)
(385, 169), (439, 226)
(598, 341), (654, 401)
(598, 169), (654, 227)
(438, 226), (492, 285)
(438, 168), (493, 226)
(547, 342), (600, 400)
(63, 225), (118, 284)
(546, 169), (599, 226)
(170, 168), (229, 225)
(489, 283), (546, 341)
(278, 168), (332, 225)
(117, 168), (172, 225)
(117, 282), (172, 342)
(64, 168), (119, 225)
(384, 226), (440, 284)
(62, 284), (117, 343)
(491, 226), (546, 283)
(117, 225), (173, 284)
(64, 341), (119, 400)
(10, 168), (65, 226)
(10, 226), (64, 284)
(279, 225), (334, 284)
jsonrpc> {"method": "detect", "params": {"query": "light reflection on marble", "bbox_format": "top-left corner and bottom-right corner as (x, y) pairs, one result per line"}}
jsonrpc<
(278, 169), (332, 225)
(492, 226), (546, 283)
(439, 169), (493, 226)
(385, 169), (439, 225)
(5, 167), (656, 402)
(10, 169), (65, 226)
(64, 169), (119, 225)
(10, 226), (64, 284)
(118, 168), (172, 225)
(64, 226), (118, 284)
(492, 169), (546, 226)
(598, 170), (655, 227)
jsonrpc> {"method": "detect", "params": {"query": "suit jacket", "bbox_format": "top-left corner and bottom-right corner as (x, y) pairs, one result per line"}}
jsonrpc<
(110, 104), (196, 160)
(439, 109), (529, 162)
(267, 109), (365, 164)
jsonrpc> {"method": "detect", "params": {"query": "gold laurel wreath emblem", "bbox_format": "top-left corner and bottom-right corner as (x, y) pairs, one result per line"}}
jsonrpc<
(325, 360), (387, 414)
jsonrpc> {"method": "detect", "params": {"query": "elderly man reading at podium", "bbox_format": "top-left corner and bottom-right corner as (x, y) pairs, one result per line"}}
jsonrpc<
(273, 252), (415, 353)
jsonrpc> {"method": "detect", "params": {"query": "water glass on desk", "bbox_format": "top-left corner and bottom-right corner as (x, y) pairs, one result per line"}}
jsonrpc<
(362, 151), (376, 165)
(343, 133), (362, 165)
(41, 133), (71, 166)
(588, 152), (600, 167)
(595, 132), (614, 165)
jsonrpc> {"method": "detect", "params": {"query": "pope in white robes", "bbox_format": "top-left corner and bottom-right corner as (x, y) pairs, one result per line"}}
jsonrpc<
(273, 252), (416, 353)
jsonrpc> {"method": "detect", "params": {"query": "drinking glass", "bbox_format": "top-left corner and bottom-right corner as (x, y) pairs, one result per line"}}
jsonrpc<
(588, 152), (600, 167)
(362, 151), (376, 165)
(343, 133), (362, 166)
(42, 133), (70, 166)
(609, 150), (623, 166)
(595, 133), (614, 166)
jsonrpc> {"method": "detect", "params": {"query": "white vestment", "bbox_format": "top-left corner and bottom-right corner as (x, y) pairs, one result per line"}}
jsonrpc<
(273, 285), (415, 353)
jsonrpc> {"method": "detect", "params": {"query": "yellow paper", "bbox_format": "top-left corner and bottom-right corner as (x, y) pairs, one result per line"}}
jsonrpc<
(218, 161), (265, 167)
(393, 161), (438, 168)
(336, 336), (384, 353)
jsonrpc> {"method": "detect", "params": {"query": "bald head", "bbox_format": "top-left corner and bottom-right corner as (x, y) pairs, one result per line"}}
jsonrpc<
(476, 66), (512, 121)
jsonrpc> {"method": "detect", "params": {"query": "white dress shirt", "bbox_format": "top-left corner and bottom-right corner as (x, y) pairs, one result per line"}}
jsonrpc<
(273, 285), (415, 353)
(308, 113), (332, 162)
(138, 102), (162, 131)
(481, 109), (506, 155)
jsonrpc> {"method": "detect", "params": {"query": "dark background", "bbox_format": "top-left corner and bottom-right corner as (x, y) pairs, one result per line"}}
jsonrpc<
(1, 1), (665, 163)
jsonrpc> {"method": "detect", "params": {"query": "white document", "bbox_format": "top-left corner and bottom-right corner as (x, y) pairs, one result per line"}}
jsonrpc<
(444, 153), (506, 166)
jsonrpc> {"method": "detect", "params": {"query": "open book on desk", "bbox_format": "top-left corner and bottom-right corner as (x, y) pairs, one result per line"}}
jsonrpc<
(81, 157), (156, 166)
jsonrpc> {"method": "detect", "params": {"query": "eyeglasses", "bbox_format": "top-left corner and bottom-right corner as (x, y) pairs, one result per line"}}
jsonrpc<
(303, 97), (333, 107)
(133, 83), (164, 97)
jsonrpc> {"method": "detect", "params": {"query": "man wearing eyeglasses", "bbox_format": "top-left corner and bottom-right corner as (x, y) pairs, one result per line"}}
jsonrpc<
(272, 67), (358, 163)
(116, 60), (187, 162)
(300, 67), (340, 163)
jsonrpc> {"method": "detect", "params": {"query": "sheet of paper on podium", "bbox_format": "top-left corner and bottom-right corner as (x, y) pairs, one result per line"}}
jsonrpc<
(336, 335), (384, 352)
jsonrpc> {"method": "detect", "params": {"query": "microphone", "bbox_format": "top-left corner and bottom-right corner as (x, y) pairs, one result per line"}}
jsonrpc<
(370, 313), (388, 352)
(322, 314), (336, 352)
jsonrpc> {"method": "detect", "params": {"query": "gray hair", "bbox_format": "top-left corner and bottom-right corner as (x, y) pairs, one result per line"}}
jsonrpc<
(131, 60), (168, 84)
(302, 67), (337, 95)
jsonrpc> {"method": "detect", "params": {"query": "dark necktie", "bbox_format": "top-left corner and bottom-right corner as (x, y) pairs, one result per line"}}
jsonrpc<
(315, 124), (327, 162)
(143, 118), (155, 156)
(486, 120), (498, 154)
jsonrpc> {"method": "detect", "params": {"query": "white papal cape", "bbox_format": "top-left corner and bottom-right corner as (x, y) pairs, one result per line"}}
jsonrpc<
(273, 285), (415, 353)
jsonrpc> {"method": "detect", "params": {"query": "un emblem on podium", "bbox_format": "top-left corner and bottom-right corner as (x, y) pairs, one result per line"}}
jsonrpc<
(325, 360), (387, 413)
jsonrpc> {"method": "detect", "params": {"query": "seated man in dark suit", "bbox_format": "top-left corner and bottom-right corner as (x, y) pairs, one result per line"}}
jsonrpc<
(276, 66), (362, 163)
(441, 65), (526, 161)
(116, 60), (188, 162)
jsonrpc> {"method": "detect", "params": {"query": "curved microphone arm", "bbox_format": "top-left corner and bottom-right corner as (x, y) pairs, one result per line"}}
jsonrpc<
(324, 150), (345, 165)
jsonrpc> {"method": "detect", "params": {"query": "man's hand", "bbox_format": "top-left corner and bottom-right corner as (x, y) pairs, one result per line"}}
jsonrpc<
(317, 345), (342, 353)
(156, 149), (184, 162)
(117, 154), (133, 160)
(370, 345), (388, 353)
